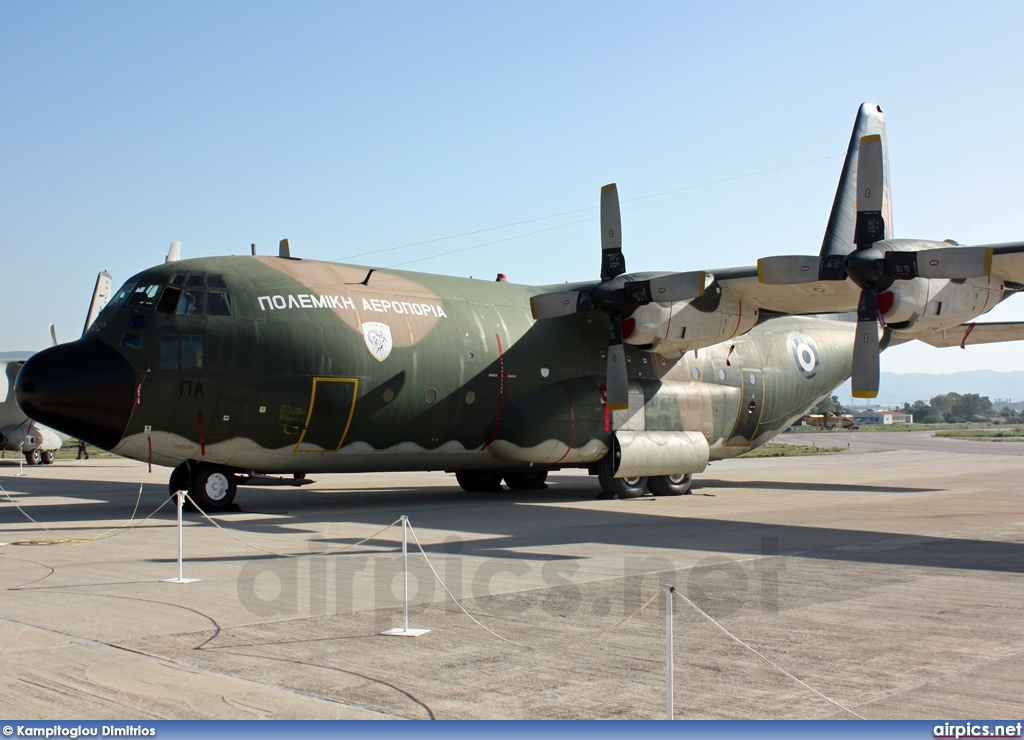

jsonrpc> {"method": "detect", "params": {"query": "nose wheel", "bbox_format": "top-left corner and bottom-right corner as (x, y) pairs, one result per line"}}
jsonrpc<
(168, 462), (237, 511)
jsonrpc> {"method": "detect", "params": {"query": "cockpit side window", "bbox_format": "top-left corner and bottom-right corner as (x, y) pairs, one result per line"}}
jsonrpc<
(108, 281), (139, 308)
(207, 291), (231, 316)
(126, 284), (162, 308)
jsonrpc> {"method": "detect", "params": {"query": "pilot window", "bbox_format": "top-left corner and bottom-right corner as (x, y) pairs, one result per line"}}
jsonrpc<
(177, 289), (206, 315)
(126, 284), (161, 309)
(159, 273), (233, 317)
(109, 281), (139, 308)
(207, 291), (231, 316)
(157, 287), (180, 313)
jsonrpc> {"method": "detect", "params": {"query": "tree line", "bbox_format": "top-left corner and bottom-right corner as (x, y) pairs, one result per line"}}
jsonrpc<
(811, 393), (1020, 423)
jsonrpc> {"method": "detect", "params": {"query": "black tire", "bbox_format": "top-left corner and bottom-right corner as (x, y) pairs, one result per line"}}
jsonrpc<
(24, 449), (42, 466)
(503, 471), (548, 490)
(40, 450), (55, 465)
(456, 470), (503, 492)
(189, 464), (237, 511)
(168, 463), (190, 497)
(596, 453), (647, 499)
(648, 473), (693, 496)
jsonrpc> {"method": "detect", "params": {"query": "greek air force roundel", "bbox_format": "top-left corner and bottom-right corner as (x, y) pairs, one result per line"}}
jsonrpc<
(362, 322), (393, 362)
(791, 335), (819, 379)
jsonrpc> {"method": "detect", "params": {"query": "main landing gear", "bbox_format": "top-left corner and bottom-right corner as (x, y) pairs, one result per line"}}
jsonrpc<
(169, 461), (238, 512)
(455, 470), (549, 493)
(596, 455), (694, 499)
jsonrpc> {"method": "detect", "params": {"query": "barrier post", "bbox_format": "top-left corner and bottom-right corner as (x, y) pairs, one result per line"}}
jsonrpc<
(381, 515), (429, 637)
(16, 443), (26, 477)
(664, 584), (675, 720)
(162, 490), (199, 584)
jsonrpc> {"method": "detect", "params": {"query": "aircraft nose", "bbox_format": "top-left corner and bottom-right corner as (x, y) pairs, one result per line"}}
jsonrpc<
(15, 338), (137, 450)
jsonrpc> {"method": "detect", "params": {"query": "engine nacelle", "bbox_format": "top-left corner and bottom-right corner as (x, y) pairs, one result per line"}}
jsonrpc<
(624, 290), (757, 355)
(1, 422), (63, 452)
(878, 279), (929, 324)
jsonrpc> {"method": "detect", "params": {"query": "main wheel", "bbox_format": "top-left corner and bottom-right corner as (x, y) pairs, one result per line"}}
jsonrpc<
(456, 471), (503, 492)
(596, 454), (647, 499)
(189, 464), (237, 511)
(24, 449), (41, 465)
(504, 471), (548, 490)
(648, 473), (693, 496)
(40, 450), (55, 465)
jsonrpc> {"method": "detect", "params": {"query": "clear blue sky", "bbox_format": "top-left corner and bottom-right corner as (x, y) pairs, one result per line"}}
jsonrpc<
(4, 1), (1024, 378)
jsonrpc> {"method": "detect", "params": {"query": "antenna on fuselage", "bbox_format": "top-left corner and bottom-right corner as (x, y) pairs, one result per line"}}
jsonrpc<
(166, 241), (181, 263)
(251, 243), (257, 255)
(279, 239), (290, 258)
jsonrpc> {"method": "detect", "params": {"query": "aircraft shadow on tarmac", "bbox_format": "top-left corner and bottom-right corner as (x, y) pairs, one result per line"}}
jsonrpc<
(2, 472), (1022, 576)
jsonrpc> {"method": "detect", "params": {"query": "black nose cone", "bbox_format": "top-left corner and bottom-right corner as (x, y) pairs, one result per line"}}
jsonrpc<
(15, 338), (137, 450)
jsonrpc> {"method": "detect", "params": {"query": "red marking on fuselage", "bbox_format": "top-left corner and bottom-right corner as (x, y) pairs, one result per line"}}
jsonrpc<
(555, 381), (576, 463)
(482, 333), (515, 450)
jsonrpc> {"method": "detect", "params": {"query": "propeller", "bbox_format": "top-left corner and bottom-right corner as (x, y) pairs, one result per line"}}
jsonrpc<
(757, 135), (993, 398)
(530, 184), (706, 410)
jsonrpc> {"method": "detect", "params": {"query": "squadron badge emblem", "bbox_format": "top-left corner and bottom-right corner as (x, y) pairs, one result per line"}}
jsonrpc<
(362, 322), (393, 362)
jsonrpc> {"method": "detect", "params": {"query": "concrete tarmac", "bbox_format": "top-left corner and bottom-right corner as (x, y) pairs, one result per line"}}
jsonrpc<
(0, 430), (1022, 719)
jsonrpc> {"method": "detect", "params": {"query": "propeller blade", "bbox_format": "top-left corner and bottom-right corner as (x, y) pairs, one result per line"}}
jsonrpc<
(600, 183), (625, 281)
(623, 271), (706, 303)
(757, 255), (824, 284)
(885, 246), (993, 280)
(606, 318), (629, 410)
(854, 134), (886, 248)
(851, 289), (880, 398)
(530, 289), (594, 319)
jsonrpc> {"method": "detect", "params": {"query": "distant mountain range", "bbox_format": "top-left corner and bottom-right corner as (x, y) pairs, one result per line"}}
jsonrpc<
(837, 371), (1024, 407)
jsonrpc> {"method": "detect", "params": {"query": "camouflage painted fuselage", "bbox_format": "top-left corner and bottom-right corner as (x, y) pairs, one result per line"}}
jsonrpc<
(18, 255), (855, 476)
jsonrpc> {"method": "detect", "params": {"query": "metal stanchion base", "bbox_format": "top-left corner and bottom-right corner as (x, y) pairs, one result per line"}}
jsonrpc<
(380, 627), (430, 637)
(162, 577), (200, 584)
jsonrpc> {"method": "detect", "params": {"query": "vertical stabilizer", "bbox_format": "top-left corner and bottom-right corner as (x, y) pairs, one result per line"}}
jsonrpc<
(819, 103), (892, 275)
(82, 271), (113, 336)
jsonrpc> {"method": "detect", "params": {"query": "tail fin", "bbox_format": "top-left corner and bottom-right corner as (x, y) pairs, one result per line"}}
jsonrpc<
(82, 271), (113, 336)
(820, 103), (892, 267)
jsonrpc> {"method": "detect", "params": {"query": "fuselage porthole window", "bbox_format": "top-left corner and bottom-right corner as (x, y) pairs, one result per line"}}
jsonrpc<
(120, 331), (143, 350)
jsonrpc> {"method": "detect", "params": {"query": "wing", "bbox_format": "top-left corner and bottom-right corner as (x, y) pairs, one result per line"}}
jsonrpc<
(915, 321), (1024, 348)
(714, 266), (862, 314)
(986, 242), (1024, 284)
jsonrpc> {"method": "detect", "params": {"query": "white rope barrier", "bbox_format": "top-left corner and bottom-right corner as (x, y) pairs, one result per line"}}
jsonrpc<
(672, 588), (865, 719)
(406, 518), (662, 650)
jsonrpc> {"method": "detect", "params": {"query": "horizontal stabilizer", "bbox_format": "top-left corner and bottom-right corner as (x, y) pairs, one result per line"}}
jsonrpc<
(917, 321), (1024, 348)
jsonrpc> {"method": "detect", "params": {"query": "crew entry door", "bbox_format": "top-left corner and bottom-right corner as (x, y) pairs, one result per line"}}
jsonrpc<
(295, 377), (359, 453)
(725, 369), (764, 447)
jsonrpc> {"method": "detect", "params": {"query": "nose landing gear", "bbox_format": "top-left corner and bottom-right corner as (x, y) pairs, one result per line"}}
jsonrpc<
(168, 461), (238, 511)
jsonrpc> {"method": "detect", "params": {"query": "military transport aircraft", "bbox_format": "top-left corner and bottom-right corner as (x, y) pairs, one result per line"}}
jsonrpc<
(15, 104), (1024, 509)
(1, 358), (65, 464)
(1, 271), (115, 464)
